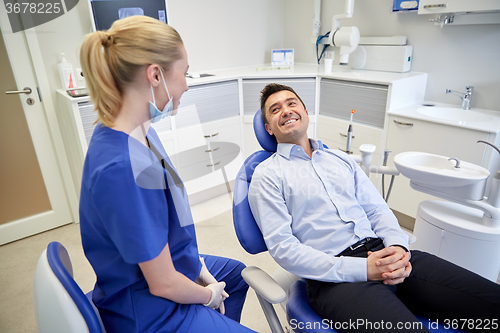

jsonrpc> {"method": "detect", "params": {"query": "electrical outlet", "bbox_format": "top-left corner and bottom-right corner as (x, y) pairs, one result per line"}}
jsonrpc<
(75, 68), (84, 79)
(75, 68), (86, 86)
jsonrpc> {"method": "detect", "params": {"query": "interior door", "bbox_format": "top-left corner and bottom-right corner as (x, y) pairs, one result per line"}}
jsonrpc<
(0, 12), (72, 245)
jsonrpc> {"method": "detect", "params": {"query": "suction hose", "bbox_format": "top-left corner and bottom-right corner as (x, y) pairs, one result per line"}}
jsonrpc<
(382, 150), (395, 202)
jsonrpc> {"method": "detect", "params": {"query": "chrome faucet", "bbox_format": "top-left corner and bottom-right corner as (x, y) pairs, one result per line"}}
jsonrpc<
(445, 86), (474, 110)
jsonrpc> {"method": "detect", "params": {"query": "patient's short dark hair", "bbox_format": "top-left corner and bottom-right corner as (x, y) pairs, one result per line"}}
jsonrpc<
(260, 84), (306, 124)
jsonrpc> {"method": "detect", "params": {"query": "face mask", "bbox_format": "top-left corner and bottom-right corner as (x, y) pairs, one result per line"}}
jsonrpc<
(149, 69), (173, 123)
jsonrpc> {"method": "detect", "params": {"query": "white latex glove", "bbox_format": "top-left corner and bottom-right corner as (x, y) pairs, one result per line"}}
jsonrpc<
(197, 257), (218, 286)
(197, 257), (229, 314)
(204, 282), (227, 310)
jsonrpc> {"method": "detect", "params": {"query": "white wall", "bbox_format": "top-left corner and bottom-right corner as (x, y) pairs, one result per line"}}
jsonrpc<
(284, 0), (500, 111)
(168, 0), (284, 72)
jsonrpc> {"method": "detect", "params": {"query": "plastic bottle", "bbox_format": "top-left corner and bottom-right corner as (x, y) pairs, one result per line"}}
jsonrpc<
(58, 53), (77, 92)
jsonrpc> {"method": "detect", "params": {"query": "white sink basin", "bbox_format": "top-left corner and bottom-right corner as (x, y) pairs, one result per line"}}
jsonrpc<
(417, 107), (493, 122)
(394, 152), (490, 200)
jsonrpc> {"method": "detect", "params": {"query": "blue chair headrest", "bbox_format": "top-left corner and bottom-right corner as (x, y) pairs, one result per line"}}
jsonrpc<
(253, 109), (278, 152)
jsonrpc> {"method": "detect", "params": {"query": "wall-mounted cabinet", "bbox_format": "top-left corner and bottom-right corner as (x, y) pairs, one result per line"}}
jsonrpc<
(418, 0), (500, 14)
(418, 0), (500, 25)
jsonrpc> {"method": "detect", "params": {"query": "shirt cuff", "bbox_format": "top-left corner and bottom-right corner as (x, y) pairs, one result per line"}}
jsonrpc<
(393, 245), (409, 252)
(339, 256), (367, 282)
(383, 235), (409, 252)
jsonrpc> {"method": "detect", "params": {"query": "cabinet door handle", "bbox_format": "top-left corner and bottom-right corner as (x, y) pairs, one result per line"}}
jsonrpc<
(339, 132), (355, 139)
(205, 147), (220, 152)
(207, 161), (221, 167)
(393, 120), (414, 127)
(423, 4), (447, 9)
(204, 132), (219, 138)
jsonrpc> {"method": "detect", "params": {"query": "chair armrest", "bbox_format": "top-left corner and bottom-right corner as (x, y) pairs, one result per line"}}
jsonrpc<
(403, 229), (417, 244)
(241, 266), (286, 304)
(372, 165), (400, 176)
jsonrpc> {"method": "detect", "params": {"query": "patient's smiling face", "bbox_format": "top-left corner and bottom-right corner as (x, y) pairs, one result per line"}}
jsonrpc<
(264, 90), (309, 144)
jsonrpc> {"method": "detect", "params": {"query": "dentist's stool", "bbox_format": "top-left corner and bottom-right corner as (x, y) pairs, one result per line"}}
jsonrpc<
(33, 241), (106, 333)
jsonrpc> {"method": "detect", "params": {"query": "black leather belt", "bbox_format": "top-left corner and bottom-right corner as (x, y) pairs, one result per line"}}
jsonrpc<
(349, 237), (373, 251)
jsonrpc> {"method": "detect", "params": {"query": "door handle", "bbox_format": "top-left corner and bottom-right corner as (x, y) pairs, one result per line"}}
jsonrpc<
(339, 132), (355, 139)
(5, 87), (32, 95)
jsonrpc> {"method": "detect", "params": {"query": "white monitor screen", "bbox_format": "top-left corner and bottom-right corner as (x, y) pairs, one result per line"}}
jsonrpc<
(89, 0), (167, 31)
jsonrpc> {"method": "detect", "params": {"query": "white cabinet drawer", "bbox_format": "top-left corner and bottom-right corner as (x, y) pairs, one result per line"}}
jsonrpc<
(201, 116), (241, 143)
(319, 79), (388, 129)
(156, 130), (176, 156)
(177, 80), (239, 127)
(175, 117), (241, 155)
(242, 78), (317, 115)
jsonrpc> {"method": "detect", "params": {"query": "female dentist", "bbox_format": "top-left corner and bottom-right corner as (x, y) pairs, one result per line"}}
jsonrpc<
(78, 16), (255, 332)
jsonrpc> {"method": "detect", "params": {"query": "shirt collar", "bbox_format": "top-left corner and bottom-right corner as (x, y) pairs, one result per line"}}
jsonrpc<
(276, 138), (325, 159)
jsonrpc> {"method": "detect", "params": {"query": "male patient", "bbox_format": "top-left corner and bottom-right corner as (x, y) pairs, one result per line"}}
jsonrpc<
(248, 83), (500, 332)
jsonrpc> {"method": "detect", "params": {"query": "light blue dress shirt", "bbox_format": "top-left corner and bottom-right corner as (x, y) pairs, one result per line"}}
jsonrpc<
(248, 139), (409, 283)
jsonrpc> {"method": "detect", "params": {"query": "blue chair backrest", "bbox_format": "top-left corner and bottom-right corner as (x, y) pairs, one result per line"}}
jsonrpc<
(232, 110), (276, 254)
(47, 242), (103, 333)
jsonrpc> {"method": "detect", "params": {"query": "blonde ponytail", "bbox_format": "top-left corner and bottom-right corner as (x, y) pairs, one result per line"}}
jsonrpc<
(79, 16), (184, 127)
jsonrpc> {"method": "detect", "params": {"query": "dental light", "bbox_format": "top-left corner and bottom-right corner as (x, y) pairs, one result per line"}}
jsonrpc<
(327, 0), (360, 65)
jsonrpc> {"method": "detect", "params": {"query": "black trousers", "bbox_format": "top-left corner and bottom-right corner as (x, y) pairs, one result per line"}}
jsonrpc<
(306, 239), (500, 333)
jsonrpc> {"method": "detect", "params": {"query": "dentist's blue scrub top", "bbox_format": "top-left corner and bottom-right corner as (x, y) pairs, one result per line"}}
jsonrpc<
(79, 124), (202, 332)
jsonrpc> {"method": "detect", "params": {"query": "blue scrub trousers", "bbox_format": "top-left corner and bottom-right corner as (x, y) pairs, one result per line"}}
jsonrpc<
(181, 255), (257, 332)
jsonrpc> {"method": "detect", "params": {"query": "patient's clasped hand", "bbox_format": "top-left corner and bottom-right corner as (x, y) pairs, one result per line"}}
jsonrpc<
(248, 83), (500, 333)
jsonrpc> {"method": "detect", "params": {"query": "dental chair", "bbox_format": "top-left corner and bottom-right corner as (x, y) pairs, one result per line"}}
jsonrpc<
(232, 109), (465, 333)
(33, 241), (106, 333)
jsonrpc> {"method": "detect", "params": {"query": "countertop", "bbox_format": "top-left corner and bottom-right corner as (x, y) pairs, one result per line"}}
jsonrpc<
(60, 63), (427, 100)
(185, 62), (427, 86)
(388, 101), (500, 133)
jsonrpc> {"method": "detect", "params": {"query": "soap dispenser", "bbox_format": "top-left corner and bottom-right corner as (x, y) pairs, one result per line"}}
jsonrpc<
(58, 53), (77, 92)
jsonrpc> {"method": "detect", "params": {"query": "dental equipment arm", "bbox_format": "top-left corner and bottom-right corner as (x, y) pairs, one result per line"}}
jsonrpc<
(327, 0), (360, 65)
